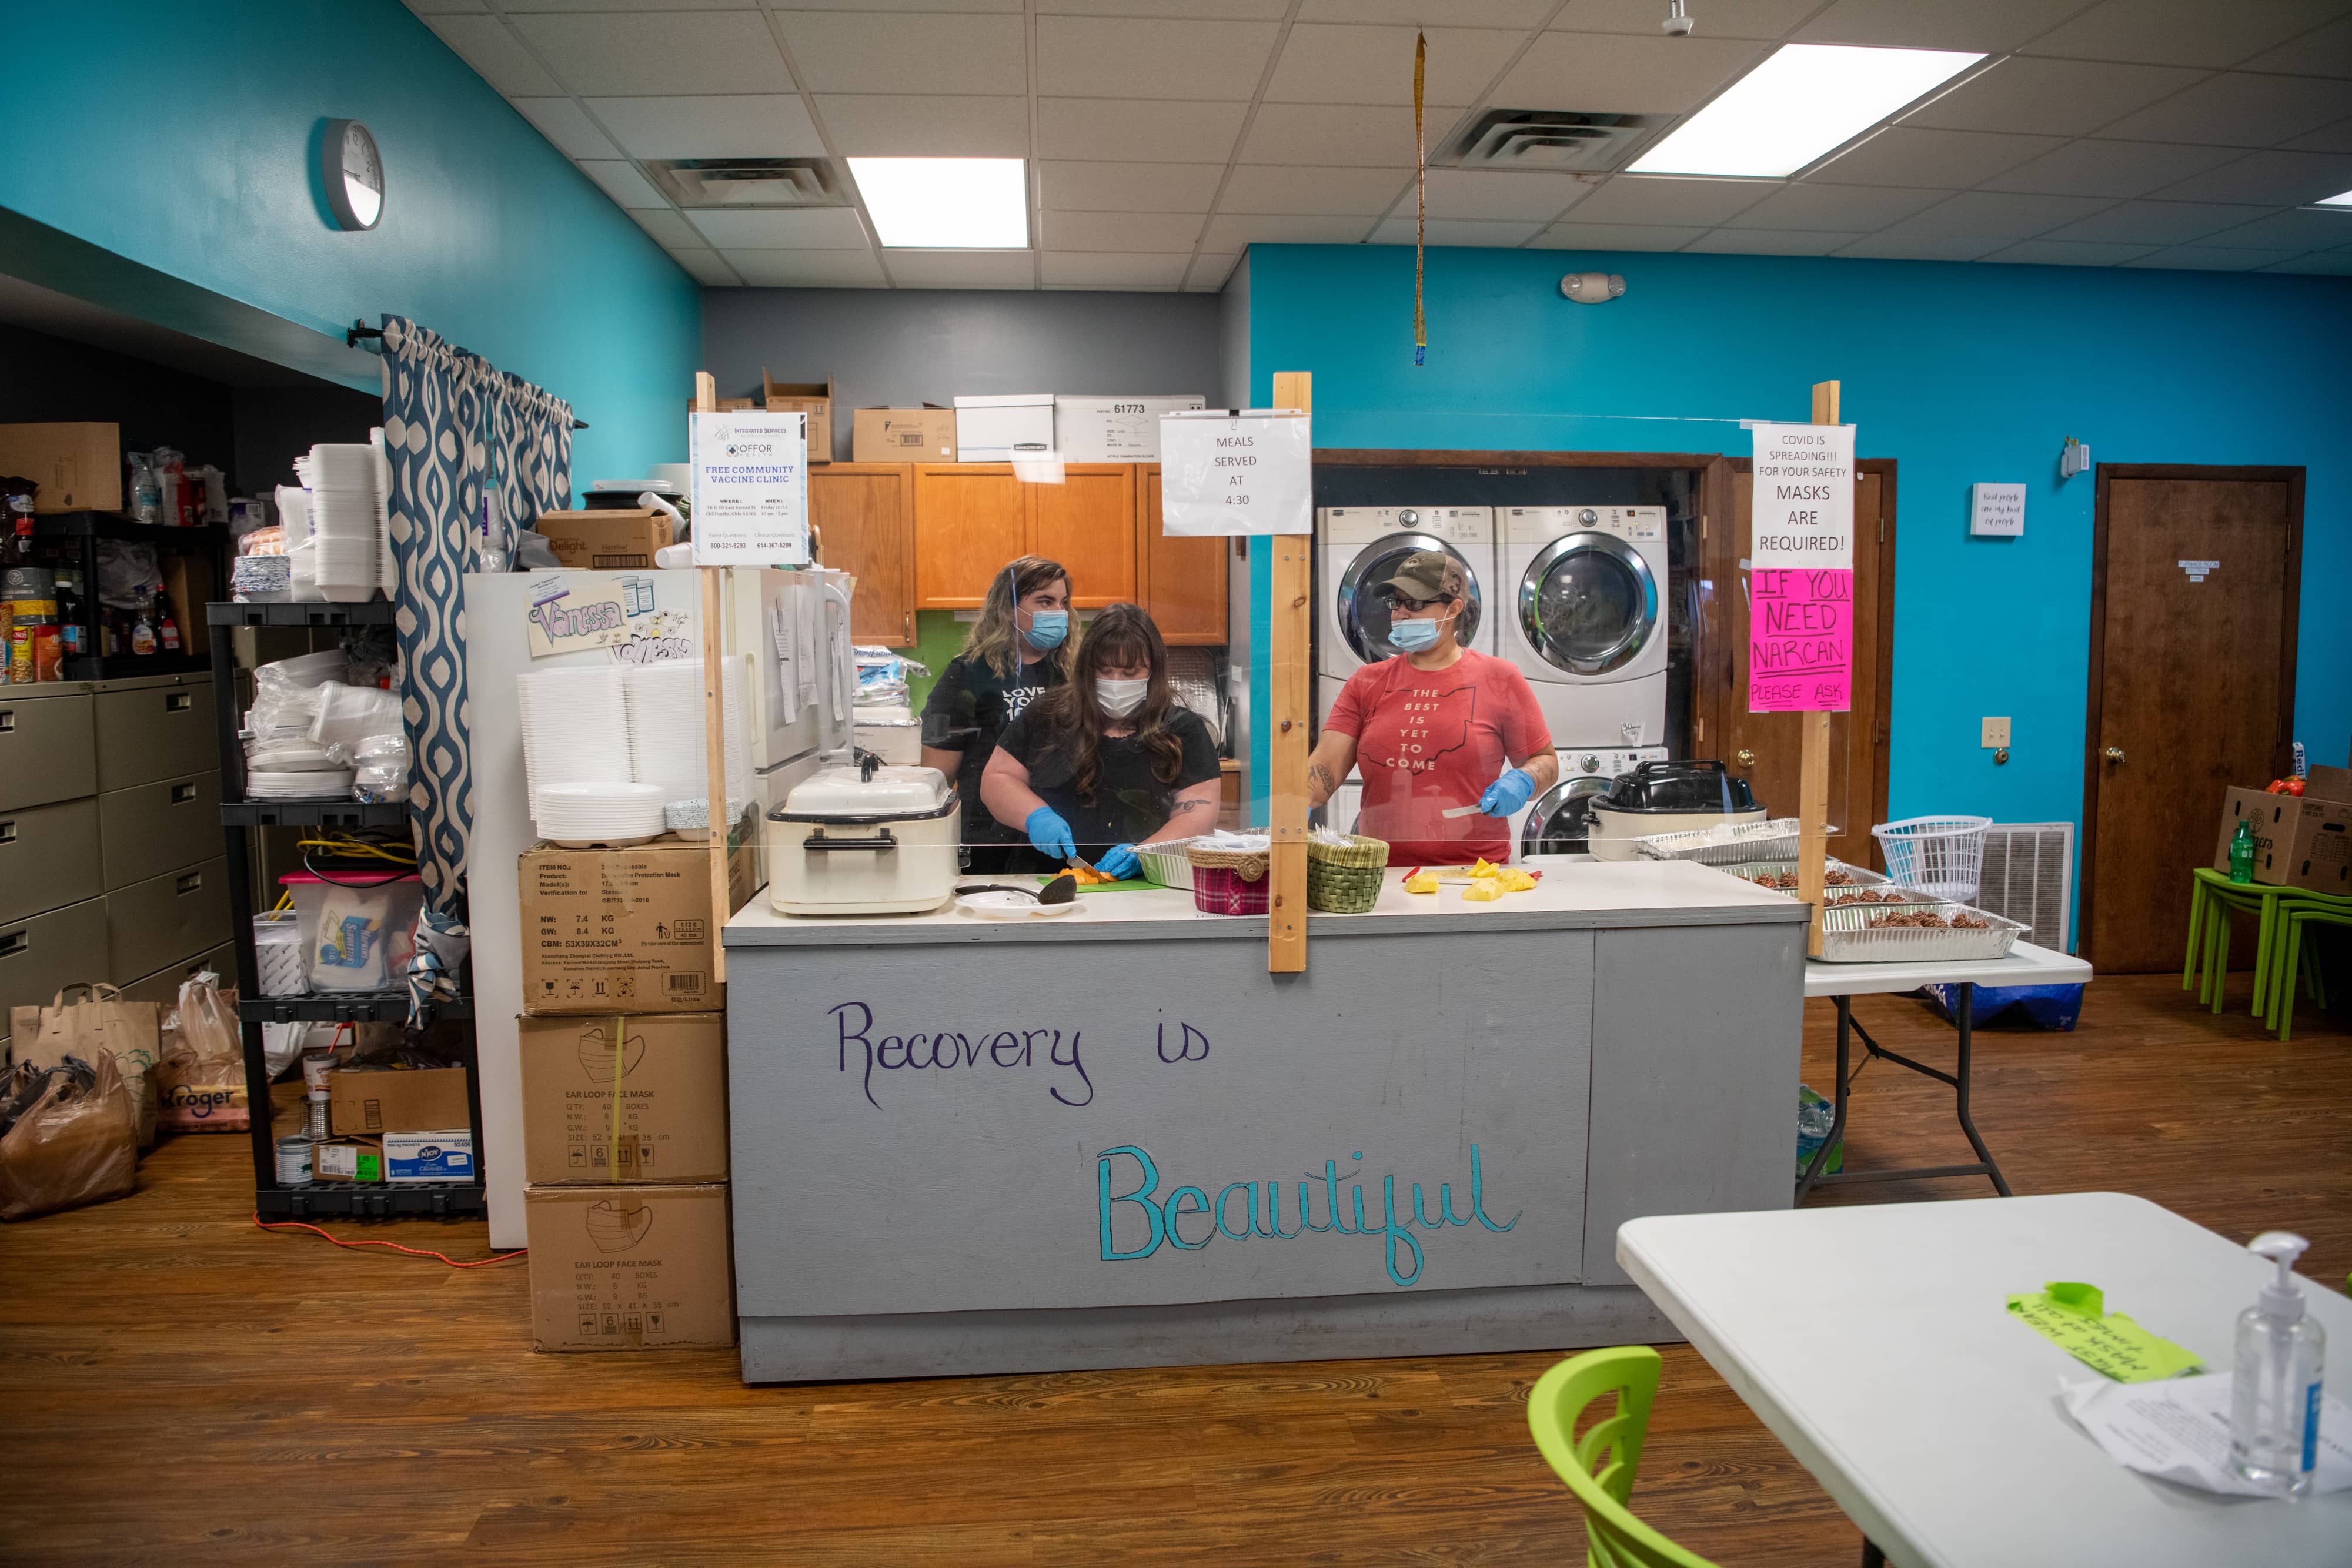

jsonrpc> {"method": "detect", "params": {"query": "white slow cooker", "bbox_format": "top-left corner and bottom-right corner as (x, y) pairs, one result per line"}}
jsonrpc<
(767, 757), (961, 916)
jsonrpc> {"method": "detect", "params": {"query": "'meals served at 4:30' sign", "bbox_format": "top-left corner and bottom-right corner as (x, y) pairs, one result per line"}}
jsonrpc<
(1158, 409), (1312, 537)
(1748, 422), (1856, 714)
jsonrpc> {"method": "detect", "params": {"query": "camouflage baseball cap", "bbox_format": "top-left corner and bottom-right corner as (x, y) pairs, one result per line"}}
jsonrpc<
(1378, 549), (1466, 603)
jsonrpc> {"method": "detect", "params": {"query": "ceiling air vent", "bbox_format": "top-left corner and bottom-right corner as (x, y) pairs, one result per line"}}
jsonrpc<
(1436, 110), (1666, 173)
(648, 158), (848, 209)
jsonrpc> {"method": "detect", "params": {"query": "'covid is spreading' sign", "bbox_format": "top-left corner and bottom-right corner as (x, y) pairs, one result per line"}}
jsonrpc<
(1749, 422), (1855, 714)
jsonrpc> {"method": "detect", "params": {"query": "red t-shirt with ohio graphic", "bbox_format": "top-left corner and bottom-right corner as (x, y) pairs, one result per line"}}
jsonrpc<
(1326, 649), (1552, 866)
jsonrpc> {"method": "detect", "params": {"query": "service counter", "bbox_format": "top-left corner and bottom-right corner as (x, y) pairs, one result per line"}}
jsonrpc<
(721, 858), (1810, 1383)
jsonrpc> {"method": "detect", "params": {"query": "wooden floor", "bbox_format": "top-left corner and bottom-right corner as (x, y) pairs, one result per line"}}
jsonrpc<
(4, 972), (2346, 1566)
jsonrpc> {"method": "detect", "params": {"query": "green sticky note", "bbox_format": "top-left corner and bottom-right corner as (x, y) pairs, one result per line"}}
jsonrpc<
(2005, 1281), (2206, 1383)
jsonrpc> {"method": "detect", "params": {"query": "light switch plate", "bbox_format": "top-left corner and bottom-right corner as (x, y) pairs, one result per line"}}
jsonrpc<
(1982, 716), (2012, 748)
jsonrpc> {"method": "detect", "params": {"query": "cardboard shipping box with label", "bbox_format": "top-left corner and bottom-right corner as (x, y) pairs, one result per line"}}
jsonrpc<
(851, 406), (956, 463)
(313, 1135), (385, 1183)
(328, 1065), (471, 1137)
(519, 1012), (728, 1184)
(761, 370), (833, 463)
(2214, 771), (2352, 894)
(0, 422), (123, 513)
(524, 1182), (735, 1352)
(520, 823), (757, 1015)
(533, 508), (672, 570)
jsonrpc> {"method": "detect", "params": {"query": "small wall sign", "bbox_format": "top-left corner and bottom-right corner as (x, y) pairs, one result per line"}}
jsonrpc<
(1970, 483), (2026, 537)
(2179, 560), (2219, 583)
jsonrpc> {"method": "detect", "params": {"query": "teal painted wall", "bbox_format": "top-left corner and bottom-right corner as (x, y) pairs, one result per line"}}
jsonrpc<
(1244, 244), (2352, 871)
(0, 0), (700, 490)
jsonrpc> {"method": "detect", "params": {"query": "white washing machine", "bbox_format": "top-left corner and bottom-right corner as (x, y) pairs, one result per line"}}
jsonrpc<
(1499, 506), (1669, 748)
(1516, 745), (1668, 859)
(1317, 506), (1495, 727)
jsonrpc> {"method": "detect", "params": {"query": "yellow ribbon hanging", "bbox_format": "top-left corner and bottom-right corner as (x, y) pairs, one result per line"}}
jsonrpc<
(609, 1012), (628, 1182)
(1414, 31), (1428, 367)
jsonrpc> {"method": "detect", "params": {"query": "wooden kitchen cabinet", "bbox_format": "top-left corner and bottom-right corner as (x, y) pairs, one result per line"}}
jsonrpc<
(1137, 464), (1227, 645)
(1033, 466), (1135, 609)
(811, 463), (917, 646)
(913, 463), (1138, 610)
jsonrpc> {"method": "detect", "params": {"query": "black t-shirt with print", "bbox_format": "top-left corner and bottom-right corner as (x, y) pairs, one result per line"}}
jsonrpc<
(996, 706), (1221, 859)
(921, 653), (1064, 851)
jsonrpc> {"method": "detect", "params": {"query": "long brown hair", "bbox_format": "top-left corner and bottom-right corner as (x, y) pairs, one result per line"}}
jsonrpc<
(1029, 603), (1184, 803)
(964, 555), (1074, 680)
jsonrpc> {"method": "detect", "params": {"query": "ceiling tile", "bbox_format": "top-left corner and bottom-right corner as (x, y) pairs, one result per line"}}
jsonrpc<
(1525, 221), (1708, 250)
(510, 12), (788, 96)
(2121, 245), (2311, 269)
(1365, 217), (1544, 246)
(1265, 25), (1524, 106)
(689, 207), (873, 249)
(1202, 213), (1373, 247)
(1832, 233), (1997, 260)
(1980, 139), (2249, 198)
(1040, 252), (1194, 286)
(577, 160), (667, 208)
(500, 0), (758, 9)
(1044, 0), (1287, 15)
(663, 247), (739, 286)
(2238, 14), (2352, 77)
(1980, 239), (2164, 266)
(1040, 16), (1281, 101)
(2186, 203), (2352, 248)
(1547, 0), (1814, 41)
(1812, 127), (2069, 188)
(2038, 200), (2272, 244)
(2027, 0), (2350, 68)
(772, 11), (1027, 95)
(1564, 175), (1775, 226)
(1723, 181), (1950, 229)
(1299, 0), (1554, 22)
(2147, 147), (2352, 203)
(1221, 165), (1412, 215)
(1042, 161), (1227, 211)
(1871, 190), (2117, 245)
(1038, 98), (1249, 162)
(786, 0), (1020, 11)
(422, 16), (562, 96)
(1900, 57), (2210, 139)
(1793, 0), (2066, 52)
(511, 98), (620, 160)
(1040, 211), (1208, 250)
(1186, 252), (1242, 289)
(2285, 114), (2352, 153)
(584, 96), (824, 160)
(883, 250), (1040, 287)
(1416, 169), (1596, 221)
(2259, 249), (2352, 272)
(2097, 71), (2352, 148)
(630, 208), (704, 248)
(1680, 229), (1868, 255)
(816, 95), (1031, 156)
(725, 250), (890, 287)
(1240, 102), (1462, 168)
(1491, 32), (1770, 113)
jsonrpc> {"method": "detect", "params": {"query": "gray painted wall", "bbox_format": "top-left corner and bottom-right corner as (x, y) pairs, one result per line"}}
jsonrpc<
(701, 287), (1227, 462)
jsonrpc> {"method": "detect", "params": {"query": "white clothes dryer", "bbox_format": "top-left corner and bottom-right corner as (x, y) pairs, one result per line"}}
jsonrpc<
(1499, 506), (1669, 748)
(1515, 745), (1668, 859)
(1317, 506), (1497, 690)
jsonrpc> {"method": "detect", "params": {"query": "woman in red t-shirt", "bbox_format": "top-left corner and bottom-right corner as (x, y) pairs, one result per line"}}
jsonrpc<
(1307, 550), (1556, 865)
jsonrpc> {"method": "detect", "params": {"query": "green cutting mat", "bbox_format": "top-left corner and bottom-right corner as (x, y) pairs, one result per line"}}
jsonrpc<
(1037, 875), (1160, 893)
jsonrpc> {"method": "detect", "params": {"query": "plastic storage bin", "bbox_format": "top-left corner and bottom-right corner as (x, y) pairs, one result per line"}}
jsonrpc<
(279, 871), (423, 992)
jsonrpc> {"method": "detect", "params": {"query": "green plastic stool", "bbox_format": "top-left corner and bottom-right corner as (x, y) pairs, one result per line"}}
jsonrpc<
(2187, 870), (2352, 1021)
(2274, 906), (2352, 1042)
(1528, 1348), (1720, 1568)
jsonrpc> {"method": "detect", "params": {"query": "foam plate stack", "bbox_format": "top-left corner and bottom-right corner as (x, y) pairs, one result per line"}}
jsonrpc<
(623, 656), (753, 809)
(516, 666), (632, 805)
(532, 782), (666, 847)
(307, 443), (383, 597)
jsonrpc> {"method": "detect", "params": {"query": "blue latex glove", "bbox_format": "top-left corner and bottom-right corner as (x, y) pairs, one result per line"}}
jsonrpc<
(1025, 806), (1077, 861)
(1097, 843), (1140, 880)
(1478, 768), (1536, 818)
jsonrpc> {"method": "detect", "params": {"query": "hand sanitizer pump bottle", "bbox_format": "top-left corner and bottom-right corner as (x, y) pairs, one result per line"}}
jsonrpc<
(2230, 1231), (2325, 1495)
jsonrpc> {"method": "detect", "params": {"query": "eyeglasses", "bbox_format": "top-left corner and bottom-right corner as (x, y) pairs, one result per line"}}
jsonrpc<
(1385, 591), (1448, 613)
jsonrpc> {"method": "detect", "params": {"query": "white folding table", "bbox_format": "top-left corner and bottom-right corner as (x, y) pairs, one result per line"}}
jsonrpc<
(1800, 940), (2092, 1202)
(1619, 1193), (2352, 1568)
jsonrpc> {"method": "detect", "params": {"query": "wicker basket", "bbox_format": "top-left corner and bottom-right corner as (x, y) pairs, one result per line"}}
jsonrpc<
(1307, 834), (1389, 913)
(1187, 842), (1270, 916)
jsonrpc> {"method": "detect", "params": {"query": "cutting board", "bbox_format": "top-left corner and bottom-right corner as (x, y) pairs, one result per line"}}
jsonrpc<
(1037, 876), (1158, 894)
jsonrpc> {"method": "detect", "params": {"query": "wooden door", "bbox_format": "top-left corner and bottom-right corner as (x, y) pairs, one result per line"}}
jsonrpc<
(1138, 464), (1228, 644)
(2084, 467), (2302, 972)
(1033, 464), (1137, 607)
(1715, 463), (1893, 869)
(811, 463), (916, 647)
(913, 464), (1024, 610)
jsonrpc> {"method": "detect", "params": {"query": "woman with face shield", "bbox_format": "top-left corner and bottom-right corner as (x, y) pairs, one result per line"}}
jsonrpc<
(980, 603), (1222, 879)
(1304, 550), (1556, 865)
(921, 556), (1074, 873)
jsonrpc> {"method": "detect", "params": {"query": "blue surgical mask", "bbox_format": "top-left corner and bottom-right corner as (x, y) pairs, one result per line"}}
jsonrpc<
(1389, 616), (1441, 653)
(1023, 610), (1068, 650)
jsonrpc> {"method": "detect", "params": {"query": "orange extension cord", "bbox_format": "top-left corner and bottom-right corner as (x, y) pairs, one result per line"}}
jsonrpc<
(253, 1212), (527, 1269)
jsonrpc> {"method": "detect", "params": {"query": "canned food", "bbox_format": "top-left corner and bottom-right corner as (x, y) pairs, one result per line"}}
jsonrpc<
(304, 1098), (329, 1139)
(276, 1135), (314, 1185)
(300, 1049), (337, 1094)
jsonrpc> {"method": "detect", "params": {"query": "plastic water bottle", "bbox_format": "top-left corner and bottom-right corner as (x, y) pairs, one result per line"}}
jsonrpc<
(2230, 1231), (2326, 1495)
(2229, 817), (2257, 884)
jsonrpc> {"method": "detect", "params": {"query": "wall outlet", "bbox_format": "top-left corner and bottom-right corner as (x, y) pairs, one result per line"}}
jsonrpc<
(1982, 716), (2012, 748)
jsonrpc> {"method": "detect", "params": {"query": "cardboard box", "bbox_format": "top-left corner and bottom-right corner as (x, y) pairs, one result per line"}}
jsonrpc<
(0, 422), (122, 512)
(2213, 786), (2352, 893)
(313, 1136), (384, 1183)
(519, 1012), (729, 1184)
(533, 508), (672, 570)
(954, 394), (1055, 462)
(851, 406), (957, 463)
(762, 370), (834, 463)
(385, 1128), (476, 1183)
(524, 1182), (735, 1351)
(1053, 395), (1206, 463)
(685, 398), (757, 413)
(328, 1065), (471, 1137)
(520, 823), (757, 1015)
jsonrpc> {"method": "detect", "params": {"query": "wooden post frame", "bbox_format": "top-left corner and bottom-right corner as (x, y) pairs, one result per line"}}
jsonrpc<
(1796, 379), (1840, 958)
(1267, 371), (1313, 974)
(695, 370), (730, 986)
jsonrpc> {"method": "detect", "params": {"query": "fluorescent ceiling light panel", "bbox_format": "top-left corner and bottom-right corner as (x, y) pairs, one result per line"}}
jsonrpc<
(848, 157), (1028, 248)
(1631, 45), (1985, 179)
(2314, 189), (2352, 207)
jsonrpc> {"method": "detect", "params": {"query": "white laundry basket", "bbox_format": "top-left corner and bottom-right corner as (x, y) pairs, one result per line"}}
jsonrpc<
(1872, 815), (1992, 904)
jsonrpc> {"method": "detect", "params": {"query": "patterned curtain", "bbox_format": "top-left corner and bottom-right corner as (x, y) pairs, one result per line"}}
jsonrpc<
(492, 370), (574, 532)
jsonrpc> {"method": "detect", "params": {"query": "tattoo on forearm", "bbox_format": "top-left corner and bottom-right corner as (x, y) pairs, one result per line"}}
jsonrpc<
(1169, 799), (1214, 815)
(1308, 762), (1337, 795)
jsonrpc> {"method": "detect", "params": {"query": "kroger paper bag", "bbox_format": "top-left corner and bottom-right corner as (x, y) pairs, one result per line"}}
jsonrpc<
(155, 973), (248, 1134)
(9, 984), (161, 1151)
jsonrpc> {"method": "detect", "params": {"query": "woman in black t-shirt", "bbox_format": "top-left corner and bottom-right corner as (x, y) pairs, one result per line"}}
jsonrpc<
(982, 603), (1222, 879)
(920, 556), (1073, 873)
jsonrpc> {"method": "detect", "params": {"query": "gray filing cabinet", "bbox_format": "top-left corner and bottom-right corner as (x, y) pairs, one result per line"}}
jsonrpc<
(1, 672), (229, 1055)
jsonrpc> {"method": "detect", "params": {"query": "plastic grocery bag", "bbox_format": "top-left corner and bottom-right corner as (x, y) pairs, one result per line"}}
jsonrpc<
(156, 973), (249, 1134)
(0, 1054), (138, 1221)
(8, 984), (161, 1151)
